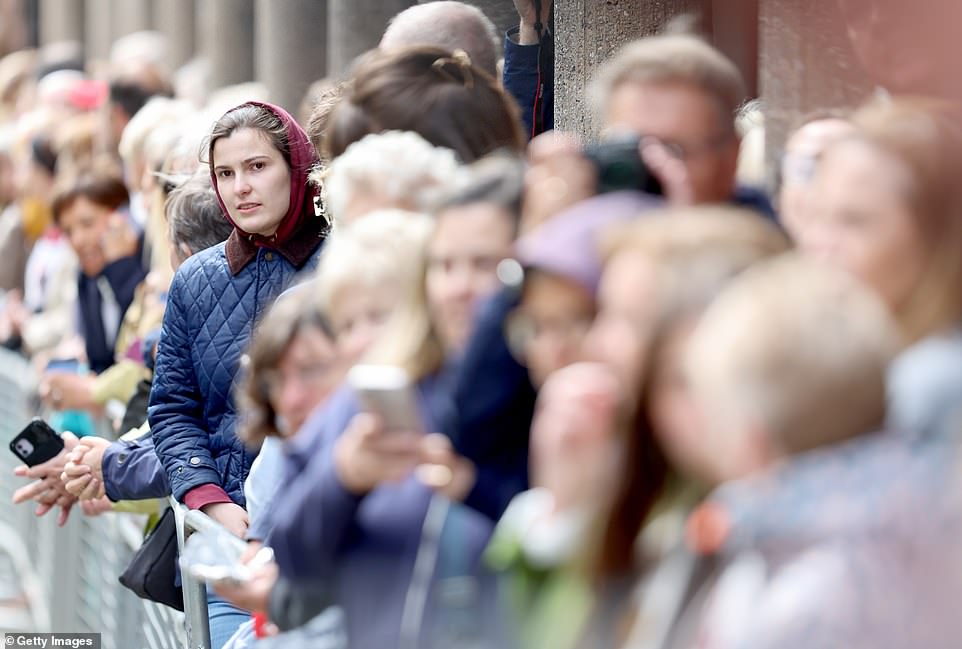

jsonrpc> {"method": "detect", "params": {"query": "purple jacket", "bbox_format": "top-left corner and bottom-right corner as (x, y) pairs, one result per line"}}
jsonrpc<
(268, 376), (496, 649)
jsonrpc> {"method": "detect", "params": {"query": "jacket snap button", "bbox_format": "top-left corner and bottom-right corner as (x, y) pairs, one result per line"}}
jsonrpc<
(189, 457), (201, 466)
(265, 252), (274, 261)
(118, 453), (128, 464)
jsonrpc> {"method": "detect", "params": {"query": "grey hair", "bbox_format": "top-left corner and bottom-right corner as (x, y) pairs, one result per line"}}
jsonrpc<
(438, 152), (525, 231)
(589, 32), (747, 134)
(166, 171), (234, 258)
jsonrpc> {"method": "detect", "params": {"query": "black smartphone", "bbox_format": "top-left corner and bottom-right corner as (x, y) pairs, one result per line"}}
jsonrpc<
(9, 419), (65, 466)
(585, 135), (664, 196)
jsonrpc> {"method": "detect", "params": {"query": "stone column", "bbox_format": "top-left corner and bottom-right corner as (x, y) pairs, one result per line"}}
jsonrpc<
(111, 0), (152, 39)
(0, 0), (30, 55)
(255, 0), (327, 116)
(759, 0), (869, 166)
(38, 0), (84, 46)
(326, 0), (415, 77)
(153, 0), (195, 70)
(84, 0), (111, 63)
(554, 0), (708, 138)
(196, 0), (254, 89)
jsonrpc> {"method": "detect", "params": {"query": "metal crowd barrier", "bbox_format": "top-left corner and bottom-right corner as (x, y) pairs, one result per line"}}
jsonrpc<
(172, 495), (248, 649)
(0, 347), (48, 634)
(0, 347), (237, 649)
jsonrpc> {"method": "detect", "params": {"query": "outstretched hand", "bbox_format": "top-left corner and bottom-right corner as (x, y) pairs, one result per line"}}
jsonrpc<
(640, 137), (696, 207)
(418, 434), (477, 502)
(12, 432), (80, 526)
(334, 413), (421, 495)
(521, 132), (597, 235)
(38, 372), (97, 412)
(102, 212), (139, 263)
(529, 363), (623, 511)
(213, 546), (278, 615)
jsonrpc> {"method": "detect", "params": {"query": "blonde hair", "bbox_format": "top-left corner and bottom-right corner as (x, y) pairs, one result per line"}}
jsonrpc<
(316, 209), (442, 378)
(603, 206), (790, 320)
(589, 33), (746, 134)
(118, 96), (193, 164)
(688, 254), (898, 457)
(316, 207), (433, 318)
(321, 130), (459, 225)
(52, 112), (100, 178)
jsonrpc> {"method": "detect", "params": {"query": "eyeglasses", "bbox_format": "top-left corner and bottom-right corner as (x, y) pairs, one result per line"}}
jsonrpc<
(640, 133), (736, 162)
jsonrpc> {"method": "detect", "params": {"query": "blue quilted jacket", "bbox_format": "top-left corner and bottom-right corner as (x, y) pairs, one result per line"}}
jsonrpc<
(148, 242), (320, 505)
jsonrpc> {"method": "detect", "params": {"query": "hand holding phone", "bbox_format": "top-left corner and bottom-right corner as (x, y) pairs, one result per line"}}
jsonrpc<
(341, 365), (459, 493)
(11, 426), (78, 527)
(347, 365), (424, 432)
(585, 135), (664, 196)
(9, 419), (65, 466)
(333, 412), (423, 495)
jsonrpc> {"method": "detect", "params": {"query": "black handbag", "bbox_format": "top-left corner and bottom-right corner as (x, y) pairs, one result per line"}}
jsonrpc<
(119, 506), (185, 611)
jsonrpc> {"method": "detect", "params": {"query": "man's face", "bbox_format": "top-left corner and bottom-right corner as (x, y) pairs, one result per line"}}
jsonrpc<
(605, 80), (740, 205)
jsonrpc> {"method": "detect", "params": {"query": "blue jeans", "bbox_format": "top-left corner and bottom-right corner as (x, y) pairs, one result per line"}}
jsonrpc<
(207, 589), (251, 649)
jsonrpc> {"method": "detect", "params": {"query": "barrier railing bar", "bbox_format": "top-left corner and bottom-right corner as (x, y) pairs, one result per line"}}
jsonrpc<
(170, 495), (211, 649)
(170, 495), (246, 649)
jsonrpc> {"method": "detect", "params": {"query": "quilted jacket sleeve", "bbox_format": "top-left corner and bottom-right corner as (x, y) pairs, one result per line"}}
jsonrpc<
(102, 437), (170, 501)
(148, 269), (221, 502)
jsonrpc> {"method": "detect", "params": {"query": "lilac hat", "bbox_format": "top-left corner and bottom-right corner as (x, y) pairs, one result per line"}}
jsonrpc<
(514, 191), (663, 295)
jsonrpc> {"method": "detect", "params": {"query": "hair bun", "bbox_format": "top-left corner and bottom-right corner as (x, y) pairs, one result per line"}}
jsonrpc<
(431, 49), (475, 88)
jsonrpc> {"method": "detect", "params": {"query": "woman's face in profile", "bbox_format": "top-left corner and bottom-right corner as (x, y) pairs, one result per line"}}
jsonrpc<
(801, 141), (928, 315)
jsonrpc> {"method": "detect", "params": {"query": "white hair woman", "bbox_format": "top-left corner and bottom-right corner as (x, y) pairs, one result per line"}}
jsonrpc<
(320, 130), (459, 225)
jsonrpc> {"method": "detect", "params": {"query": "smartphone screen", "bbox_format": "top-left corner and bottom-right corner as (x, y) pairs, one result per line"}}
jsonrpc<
(45, 358), (81, 373)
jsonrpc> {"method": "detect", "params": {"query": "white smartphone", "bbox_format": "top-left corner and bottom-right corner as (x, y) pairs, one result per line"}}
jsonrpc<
(347, 364), (424, 432)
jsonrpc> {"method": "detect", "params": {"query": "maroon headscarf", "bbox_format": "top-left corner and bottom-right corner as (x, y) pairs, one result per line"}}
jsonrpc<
(210, 101), (326, 275)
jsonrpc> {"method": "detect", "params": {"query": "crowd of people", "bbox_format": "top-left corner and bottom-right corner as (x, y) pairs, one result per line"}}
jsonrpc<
(3, 1), (962, 648)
